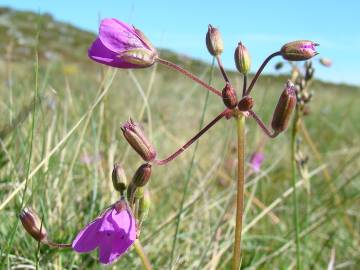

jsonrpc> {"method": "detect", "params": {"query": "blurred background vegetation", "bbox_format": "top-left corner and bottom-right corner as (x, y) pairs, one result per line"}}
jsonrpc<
(0, 7), (359, 269)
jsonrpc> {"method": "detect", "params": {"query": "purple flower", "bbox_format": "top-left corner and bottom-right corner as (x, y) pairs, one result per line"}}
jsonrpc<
(249, 151), (264, 173)
(280, 40), (319, 61)
(88, 18), (158, 68)
(72, 200), (136, 265)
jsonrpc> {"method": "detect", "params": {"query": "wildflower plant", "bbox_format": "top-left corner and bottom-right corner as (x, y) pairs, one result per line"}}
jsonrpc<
(20, 18), (319, 269)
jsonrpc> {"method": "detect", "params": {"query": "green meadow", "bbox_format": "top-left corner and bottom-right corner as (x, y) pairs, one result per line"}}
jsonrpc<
(0, 8), (359, 270)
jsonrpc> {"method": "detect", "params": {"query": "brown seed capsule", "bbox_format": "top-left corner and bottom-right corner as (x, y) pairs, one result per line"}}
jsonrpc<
(222, 83), (238, 109)
(112, 163), (127, 194)
(206, 24), (224, 56)
(121, 119), (156, 162)
(131, 163), (152, 187)
(280, 40), (319, 61)
(238, 96), (254, 111)
(234, 42), (251, 74)
(271, 81), (297, 133)
(19, 207), (48, 242)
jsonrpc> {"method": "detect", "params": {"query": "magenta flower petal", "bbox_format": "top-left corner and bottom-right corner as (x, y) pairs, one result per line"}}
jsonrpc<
(99, 18), (145, 53)
(250, 152), (264, 173)
(72, 201), (136, 265)
(88, 38), (140, 68)
(72, 218), (102, 253)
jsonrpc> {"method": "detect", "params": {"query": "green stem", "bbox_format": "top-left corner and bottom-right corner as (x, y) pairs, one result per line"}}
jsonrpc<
(169, 58), (215, 267)
(134, 240), (152, 270)
(232, 115), (245, 270)
(291, 107), (302, 270)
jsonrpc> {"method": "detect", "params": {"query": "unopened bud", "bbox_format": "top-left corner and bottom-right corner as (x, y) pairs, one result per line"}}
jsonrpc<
(238, 96), (254, 111)
(112, 163), (127, 194)
(138, 189), (151, 223)
(234, 42), (251, 74)
(206, 24), (224, 56)
(135, 187), (145, 199)
(274, 62), (284, 70)
(131, 163), (152, 187)
(271, 81), (297, 133)
(222, 83), (238, 108)
(121, 119), (156, 162)
(319, 58), (332, 67)
(20, 207), (47, 242)
(280, 40), (319, 61)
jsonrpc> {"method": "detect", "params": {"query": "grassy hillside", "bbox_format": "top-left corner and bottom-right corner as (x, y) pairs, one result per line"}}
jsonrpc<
(0, 7), (359, 270)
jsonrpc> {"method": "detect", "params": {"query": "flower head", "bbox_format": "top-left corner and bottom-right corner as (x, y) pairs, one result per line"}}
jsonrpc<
(249, 151), (264, 172)
(280, 40), (319, 61)
(88, 18), (158, 68)
(72, 200), (136, 265)
(319, 58), (332, 67)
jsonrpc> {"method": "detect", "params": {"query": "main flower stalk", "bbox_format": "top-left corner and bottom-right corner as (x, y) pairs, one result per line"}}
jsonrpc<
(232, 114), (245, 270)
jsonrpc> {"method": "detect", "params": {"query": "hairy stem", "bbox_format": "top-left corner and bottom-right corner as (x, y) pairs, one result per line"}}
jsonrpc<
(291, 107), (302, 270)
(216, 55), (230, 83)
(249, 110), (278, 138)
(134, 240), (153, 270)
(245, 51), (281, 96)
(153, 109), (229, 165)
(232, 115), (245, 270)
(156, 58), (221, 97)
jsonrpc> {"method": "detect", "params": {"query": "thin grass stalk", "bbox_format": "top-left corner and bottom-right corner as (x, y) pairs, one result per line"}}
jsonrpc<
(232, 114), (245, 270)
(134, 240), (152, 270)
(291, 107), (302, 270)
(0, 32), (40, 268)
(169, 58), (215, 267)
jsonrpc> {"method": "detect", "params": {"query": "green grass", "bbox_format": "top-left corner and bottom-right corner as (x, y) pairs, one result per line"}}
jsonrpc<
(0, 9), (360, 270)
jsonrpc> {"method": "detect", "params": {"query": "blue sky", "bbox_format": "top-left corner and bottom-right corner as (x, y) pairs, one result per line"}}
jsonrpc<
(1, 0), (360, 85)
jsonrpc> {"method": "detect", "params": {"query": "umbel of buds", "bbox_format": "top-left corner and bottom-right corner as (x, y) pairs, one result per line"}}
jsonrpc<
(234, 42), (251, 74)
(271, 81), (297, 133)
(121, 119), (156, 162)
(112, 163), (127, 194)
(222, 83), (238, 108)
(206, 24), (224, 56)
(20, 208), (48, 243)
(281, 40), (319, 61)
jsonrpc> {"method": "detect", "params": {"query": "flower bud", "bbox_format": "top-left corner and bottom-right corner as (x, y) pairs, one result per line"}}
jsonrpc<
(222, 83), (238, 109)
(206, 24), (224, 56)
(138, 189), (151, 223)
(121, 119), (156, 162)
(20, 207), (47, 242)
(280, 40), (319, 61)
(112, 163), (127, 194)
(274, 62), (284, 70)
(319, 58), (332, 67)
(237, 96), (254, 111)
(135, 187), (145, 199)
(131, 163), (152, 187)
(271, 81), (297, 133)
(234, 42), (251, 74)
